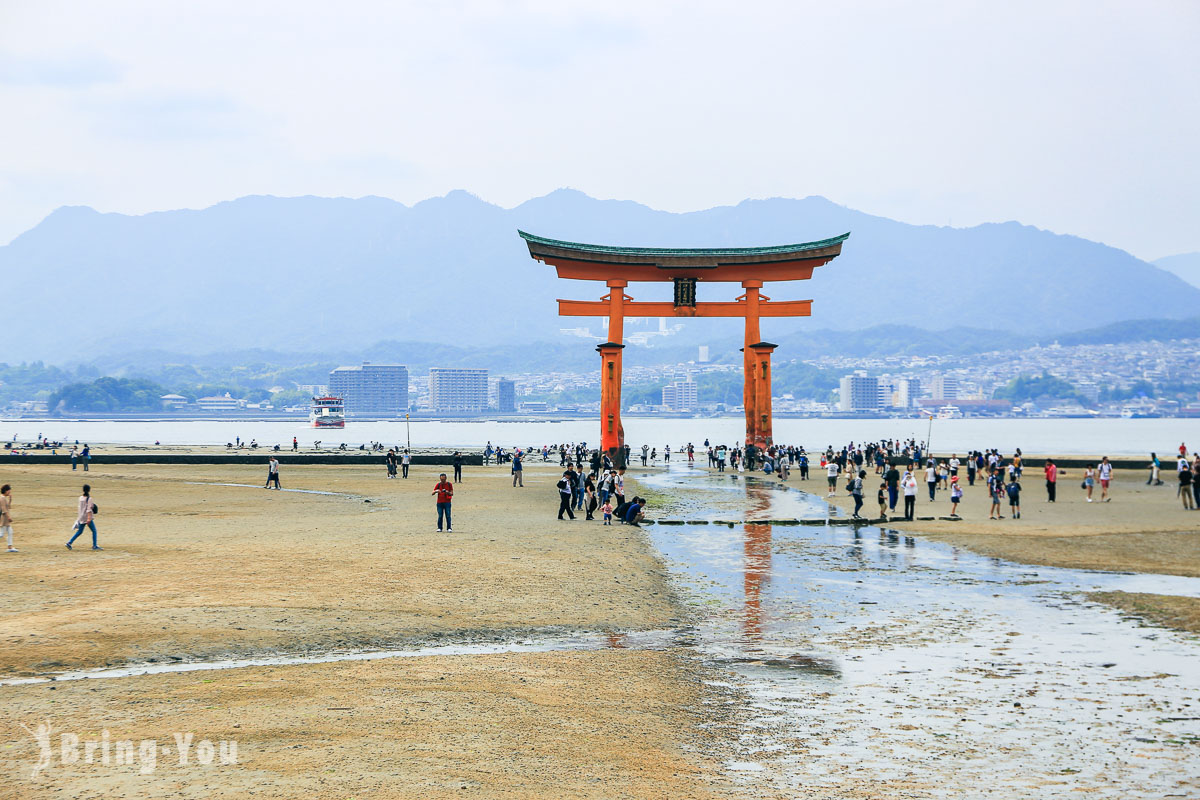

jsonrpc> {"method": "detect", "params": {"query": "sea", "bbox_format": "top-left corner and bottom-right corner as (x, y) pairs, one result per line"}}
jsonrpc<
(3, 417), (1198, 456)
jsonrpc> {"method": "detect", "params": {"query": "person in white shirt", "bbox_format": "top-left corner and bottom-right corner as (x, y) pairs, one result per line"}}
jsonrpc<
(826, 461), (841, 496)
(924, 461), (937, 501)
(949, 455), (960, 479)
(1098, 457), (1113, 502)
(902, 471), (919, 520)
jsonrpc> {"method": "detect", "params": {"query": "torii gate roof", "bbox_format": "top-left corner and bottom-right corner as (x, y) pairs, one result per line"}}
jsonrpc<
(518, 230), (849, 281)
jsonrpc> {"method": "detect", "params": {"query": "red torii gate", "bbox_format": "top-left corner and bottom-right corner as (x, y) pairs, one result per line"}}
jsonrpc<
(519, 230), (849, 469)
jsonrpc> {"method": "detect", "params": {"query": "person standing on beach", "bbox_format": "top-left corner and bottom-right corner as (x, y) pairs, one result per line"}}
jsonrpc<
(511, 450), (523, 487)
(401, 449), (411, 479)
(70, 446), (78, 470)
(1006, 476), (1022, 519)
(1044, 458), (1058, 502)
(432, 473), (454, 532)
(988, 469), (1005, 520)
(901, 470), (918, 521)
(826, 459), (840, 497)
(1083, 463), (1096, 501)
(1, 484), (16, 552)
(924, 460), (937, 502)
(950, 477), (963, 518)
(884, 462), (900, 513)
(66, 485), (101, 550)
(1098, 456), (1113, 502)
(453, 451), (463, 482)
(876, 482), (887, 518)
(385, 449), (397, 479)
(81, 444), (90, 472)
(1179, 462), (1194, 510)
(1147, 453), (1163, 486)
(293, 437), (298, 451)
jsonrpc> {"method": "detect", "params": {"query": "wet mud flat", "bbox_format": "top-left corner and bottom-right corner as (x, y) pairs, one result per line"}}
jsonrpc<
(636, 466), (1200, 798)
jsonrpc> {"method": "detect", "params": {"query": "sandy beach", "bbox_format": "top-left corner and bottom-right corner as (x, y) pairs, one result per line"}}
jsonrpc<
(0, 461), (730, 799)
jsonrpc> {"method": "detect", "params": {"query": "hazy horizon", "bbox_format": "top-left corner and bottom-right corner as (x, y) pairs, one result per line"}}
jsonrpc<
(2, 1), (1198, 261)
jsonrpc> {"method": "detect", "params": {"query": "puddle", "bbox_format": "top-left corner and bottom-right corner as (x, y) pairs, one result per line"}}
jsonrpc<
(0, 629), (679, 686)
(183, 481), (362, 497)
(639, 465), (1200, 798)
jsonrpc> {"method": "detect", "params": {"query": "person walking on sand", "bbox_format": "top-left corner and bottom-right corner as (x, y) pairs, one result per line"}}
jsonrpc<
(1098, 456), (1113, 502)
(265, 456), (281, 489)
(70, 446), (78, 470)
(850, 470), (866, 519)
(877, 482), (888, 519)
(81, 443), (90, 471)
(1, 484), (16, 552)
(432, 473), (454, 532)
(826, 459), (841, 497)
(1083, 463), (1096, 502)
(385, 448), (397, 478)
(1147, 453), (1163, 486)
(557, 471), (576, 520)
(1179, 461), (1194, 510)
(401, 449), (411, 479)
(452, 451), (463, 482)
(924, 460), (937, 502)
(66, 484), (101, 550)
(601, 498), (614, 525)
(1044, 458), (1059, 502)
(511, 450), (523, 487)
(901, 470), (918, 521)
(950, 477), (963, 518)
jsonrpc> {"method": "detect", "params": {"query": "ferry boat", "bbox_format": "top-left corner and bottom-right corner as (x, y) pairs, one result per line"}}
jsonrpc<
(310, 396), (345, 428)
(936, 405), (963, 419)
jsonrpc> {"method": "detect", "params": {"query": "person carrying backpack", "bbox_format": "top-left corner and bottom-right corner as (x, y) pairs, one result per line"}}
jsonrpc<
(1006, 478), (1022, 519)
(556, 471), (575, 520)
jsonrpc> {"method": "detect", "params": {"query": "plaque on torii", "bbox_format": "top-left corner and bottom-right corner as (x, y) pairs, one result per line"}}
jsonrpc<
(519, 230), (849, 470)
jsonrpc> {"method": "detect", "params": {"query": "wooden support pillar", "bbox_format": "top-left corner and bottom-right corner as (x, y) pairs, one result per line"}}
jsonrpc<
(748, 342), (777, 450)
(600, 279), (628, 470)
(596, 343), (625, 469)
(740, 281), (763, 451)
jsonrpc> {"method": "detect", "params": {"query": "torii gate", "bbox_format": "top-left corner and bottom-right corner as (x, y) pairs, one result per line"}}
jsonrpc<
(519, 230), (849, 469)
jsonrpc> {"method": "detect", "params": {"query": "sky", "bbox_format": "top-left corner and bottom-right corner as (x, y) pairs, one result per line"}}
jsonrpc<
(1, 0), (1197, 261)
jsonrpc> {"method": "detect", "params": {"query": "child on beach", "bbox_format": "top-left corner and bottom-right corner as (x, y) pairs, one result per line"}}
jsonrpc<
(877, 482), (887, 518)
(1, 484), (15, 552)
(601, 499), (614, 525)
(950, 477), (962, 518)
(988, 469), (1004, 520)
(1083, 464), (1096, 502)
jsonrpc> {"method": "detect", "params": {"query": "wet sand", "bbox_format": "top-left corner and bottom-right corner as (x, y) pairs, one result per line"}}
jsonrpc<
(0, 462), (729, 799)
(811, 466), (1200, 631)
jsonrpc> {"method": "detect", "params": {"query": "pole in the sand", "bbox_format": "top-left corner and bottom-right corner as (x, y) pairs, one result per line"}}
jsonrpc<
(405, 413), (410, 452)
(925, 410), (934, 460)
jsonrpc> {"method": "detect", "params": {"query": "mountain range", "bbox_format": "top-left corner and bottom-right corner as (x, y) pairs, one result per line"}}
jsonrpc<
(3, 189), (1197, 362)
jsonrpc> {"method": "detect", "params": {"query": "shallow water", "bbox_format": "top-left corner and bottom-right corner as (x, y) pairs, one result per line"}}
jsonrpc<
(640, 465), (1200, 797)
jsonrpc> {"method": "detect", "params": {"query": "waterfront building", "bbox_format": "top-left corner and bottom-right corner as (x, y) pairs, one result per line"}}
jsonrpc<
(839, 374), (883, 412)
(931, 374), (960, 401)
(497, 379), (517, 413)
(662, 376), (698, 412)
(329, 363), (409, 415)
(896, 377), (921, 409)
(429, 368), (489, 413)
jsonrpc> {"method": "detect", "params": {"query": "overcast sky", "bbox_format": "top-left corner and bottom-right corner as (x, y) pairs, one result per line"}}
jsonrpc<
(1, 1), (1197, 260)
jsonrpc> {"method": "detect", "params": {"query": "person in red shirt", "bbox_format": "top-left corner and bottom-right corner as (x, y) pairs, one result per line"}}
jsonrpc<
(1043, 458), (1059, 503)
(432, 473), (454, 532)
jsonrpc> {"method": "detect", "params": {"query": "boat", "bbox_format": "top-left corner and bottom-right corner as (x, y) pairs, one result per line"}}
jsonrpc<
(310, 396), (345, 428)
(936, 405), (962, 419)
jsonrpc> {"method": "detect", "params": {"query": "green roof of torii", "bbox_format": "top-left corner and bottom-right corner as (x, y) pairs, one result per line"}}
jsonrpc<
(517, 230), (851, 259)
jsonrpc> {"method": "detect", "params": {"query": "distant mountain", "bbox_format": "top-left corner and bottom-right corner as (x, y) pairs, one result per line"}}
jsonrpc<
(3, 190), (1198, 361)
(1155, 252), (1200, 289)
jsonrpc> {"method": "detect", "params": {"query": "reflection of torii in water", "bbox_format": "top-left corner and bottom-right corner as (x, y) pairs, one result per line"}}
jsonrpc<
(742, 482), (775, 643)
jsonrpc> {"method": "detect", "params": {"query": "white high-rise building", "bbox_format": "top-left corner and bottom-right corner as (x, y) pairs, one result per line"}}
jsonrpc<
(839, 374), (882, 412)
(931, 375), (960, 402)
(698, 345), (710, 363)
(896, 377), (921, 409)
(429, 368), (489, 413)
(662, 377), (699, 412)
(329, 363), (409, 415)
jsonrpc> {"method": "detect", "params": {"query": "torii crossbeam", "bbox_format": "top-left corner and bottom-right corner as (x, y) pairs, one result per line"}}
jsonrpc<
(520, 230), (849, 469)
